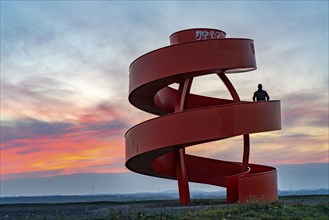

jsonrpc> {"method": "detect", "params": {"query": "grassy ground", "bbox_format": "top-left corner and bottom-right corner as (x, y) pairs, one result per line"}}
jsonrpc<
(1, 195), (328, 220)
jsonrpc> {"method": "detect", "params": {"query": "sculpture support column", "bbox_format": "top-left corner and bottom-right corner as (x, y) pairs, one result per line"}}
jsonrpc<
(175, 78), (192, 205)
(217, 72), (240, 102)
(175, 148), (190, 205)
(242, 134), (250, 172)
(218, 72), (250, 172)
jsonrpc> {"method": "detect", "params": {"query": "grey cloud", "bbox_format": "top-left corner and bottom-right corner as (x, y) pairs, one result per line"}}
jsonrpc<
(16, 146), (49, 155)
(0, 119), (74, 142)
(1, 101), (129, 151)
(1, 79), (76, 109)
(2, 1), (173, 106)
(86, 120), (128, 133)
(279, 133), (313, 140)
(281, 91), (328, 128)
(1, 169), (65, 181)
(83, 162), (126, 172)
(307, 117), (329, 128)
(1, 117), (128, 147)
(78, 102), (130, 134)
(251, 132), (327, 147)
(19, 77), (76, 98)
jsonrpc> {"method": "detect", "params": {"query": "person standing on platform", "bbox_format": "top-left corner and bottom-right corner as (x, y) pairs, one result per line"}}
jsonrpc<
(253, 84), (269, 101)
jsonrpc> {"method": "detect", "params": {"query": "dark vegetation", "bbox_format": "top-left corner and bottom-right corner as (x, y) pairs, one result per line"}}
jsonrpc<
(0, 195), (328, 220)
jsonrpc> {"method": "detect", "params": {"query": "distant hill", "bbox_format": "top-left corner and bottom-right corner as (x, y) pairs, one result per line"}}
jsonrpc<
(1, 189), (328, 204)
(1, 163), (328, 198)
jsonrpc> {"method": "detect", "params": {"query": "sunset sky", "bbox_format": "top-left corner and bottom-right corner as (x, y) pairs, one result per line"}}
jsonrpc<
(1, 1), (328, 192)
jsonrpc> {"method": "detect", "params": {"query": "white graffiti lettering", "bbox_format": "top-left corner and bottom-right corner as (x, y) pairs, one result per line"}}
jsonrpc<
(195, 30), (226, 41)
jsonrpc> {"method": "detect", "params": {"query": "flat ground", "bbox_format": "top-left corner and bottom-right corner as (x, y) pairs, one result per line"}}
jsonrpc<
(1, 195), (328, 220)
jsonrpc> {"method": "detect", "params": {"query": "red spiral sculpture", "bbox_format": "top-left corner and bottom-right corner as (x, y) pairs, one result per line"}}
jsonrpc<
(125, 28), (281, 205)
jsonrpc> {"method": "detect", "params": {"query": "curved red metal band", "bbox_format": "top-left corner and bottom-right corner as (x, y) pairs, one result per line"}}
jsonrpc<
(129, 38), (256, 115)
(125, 28), (281, 205)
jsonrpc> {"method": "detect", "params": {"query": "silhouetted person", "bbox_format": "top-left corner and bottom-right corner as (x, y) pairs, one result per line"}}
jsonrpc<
(253, 84), (269, 101)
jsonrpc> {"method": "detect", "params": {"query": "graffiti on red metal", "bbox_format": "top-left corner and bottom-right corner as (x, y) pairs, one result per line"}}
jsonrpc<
(195, 30), (226, 40)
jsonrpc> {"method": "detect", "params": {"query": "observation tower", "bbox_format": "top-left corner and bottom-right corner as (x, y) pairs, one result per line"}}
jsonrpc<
(125, 28), (281, 205)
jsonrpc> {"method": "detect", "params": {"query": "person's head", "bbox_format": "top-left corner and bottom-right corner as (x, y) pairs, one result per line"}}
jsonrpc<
(258, 84), (263, 90)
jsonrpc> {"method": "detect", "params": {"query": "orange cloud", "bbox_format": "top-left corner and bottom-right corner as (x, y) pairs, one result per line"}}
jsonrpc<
(0, 113), (128, 180)
(1, 134), (127, 179)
